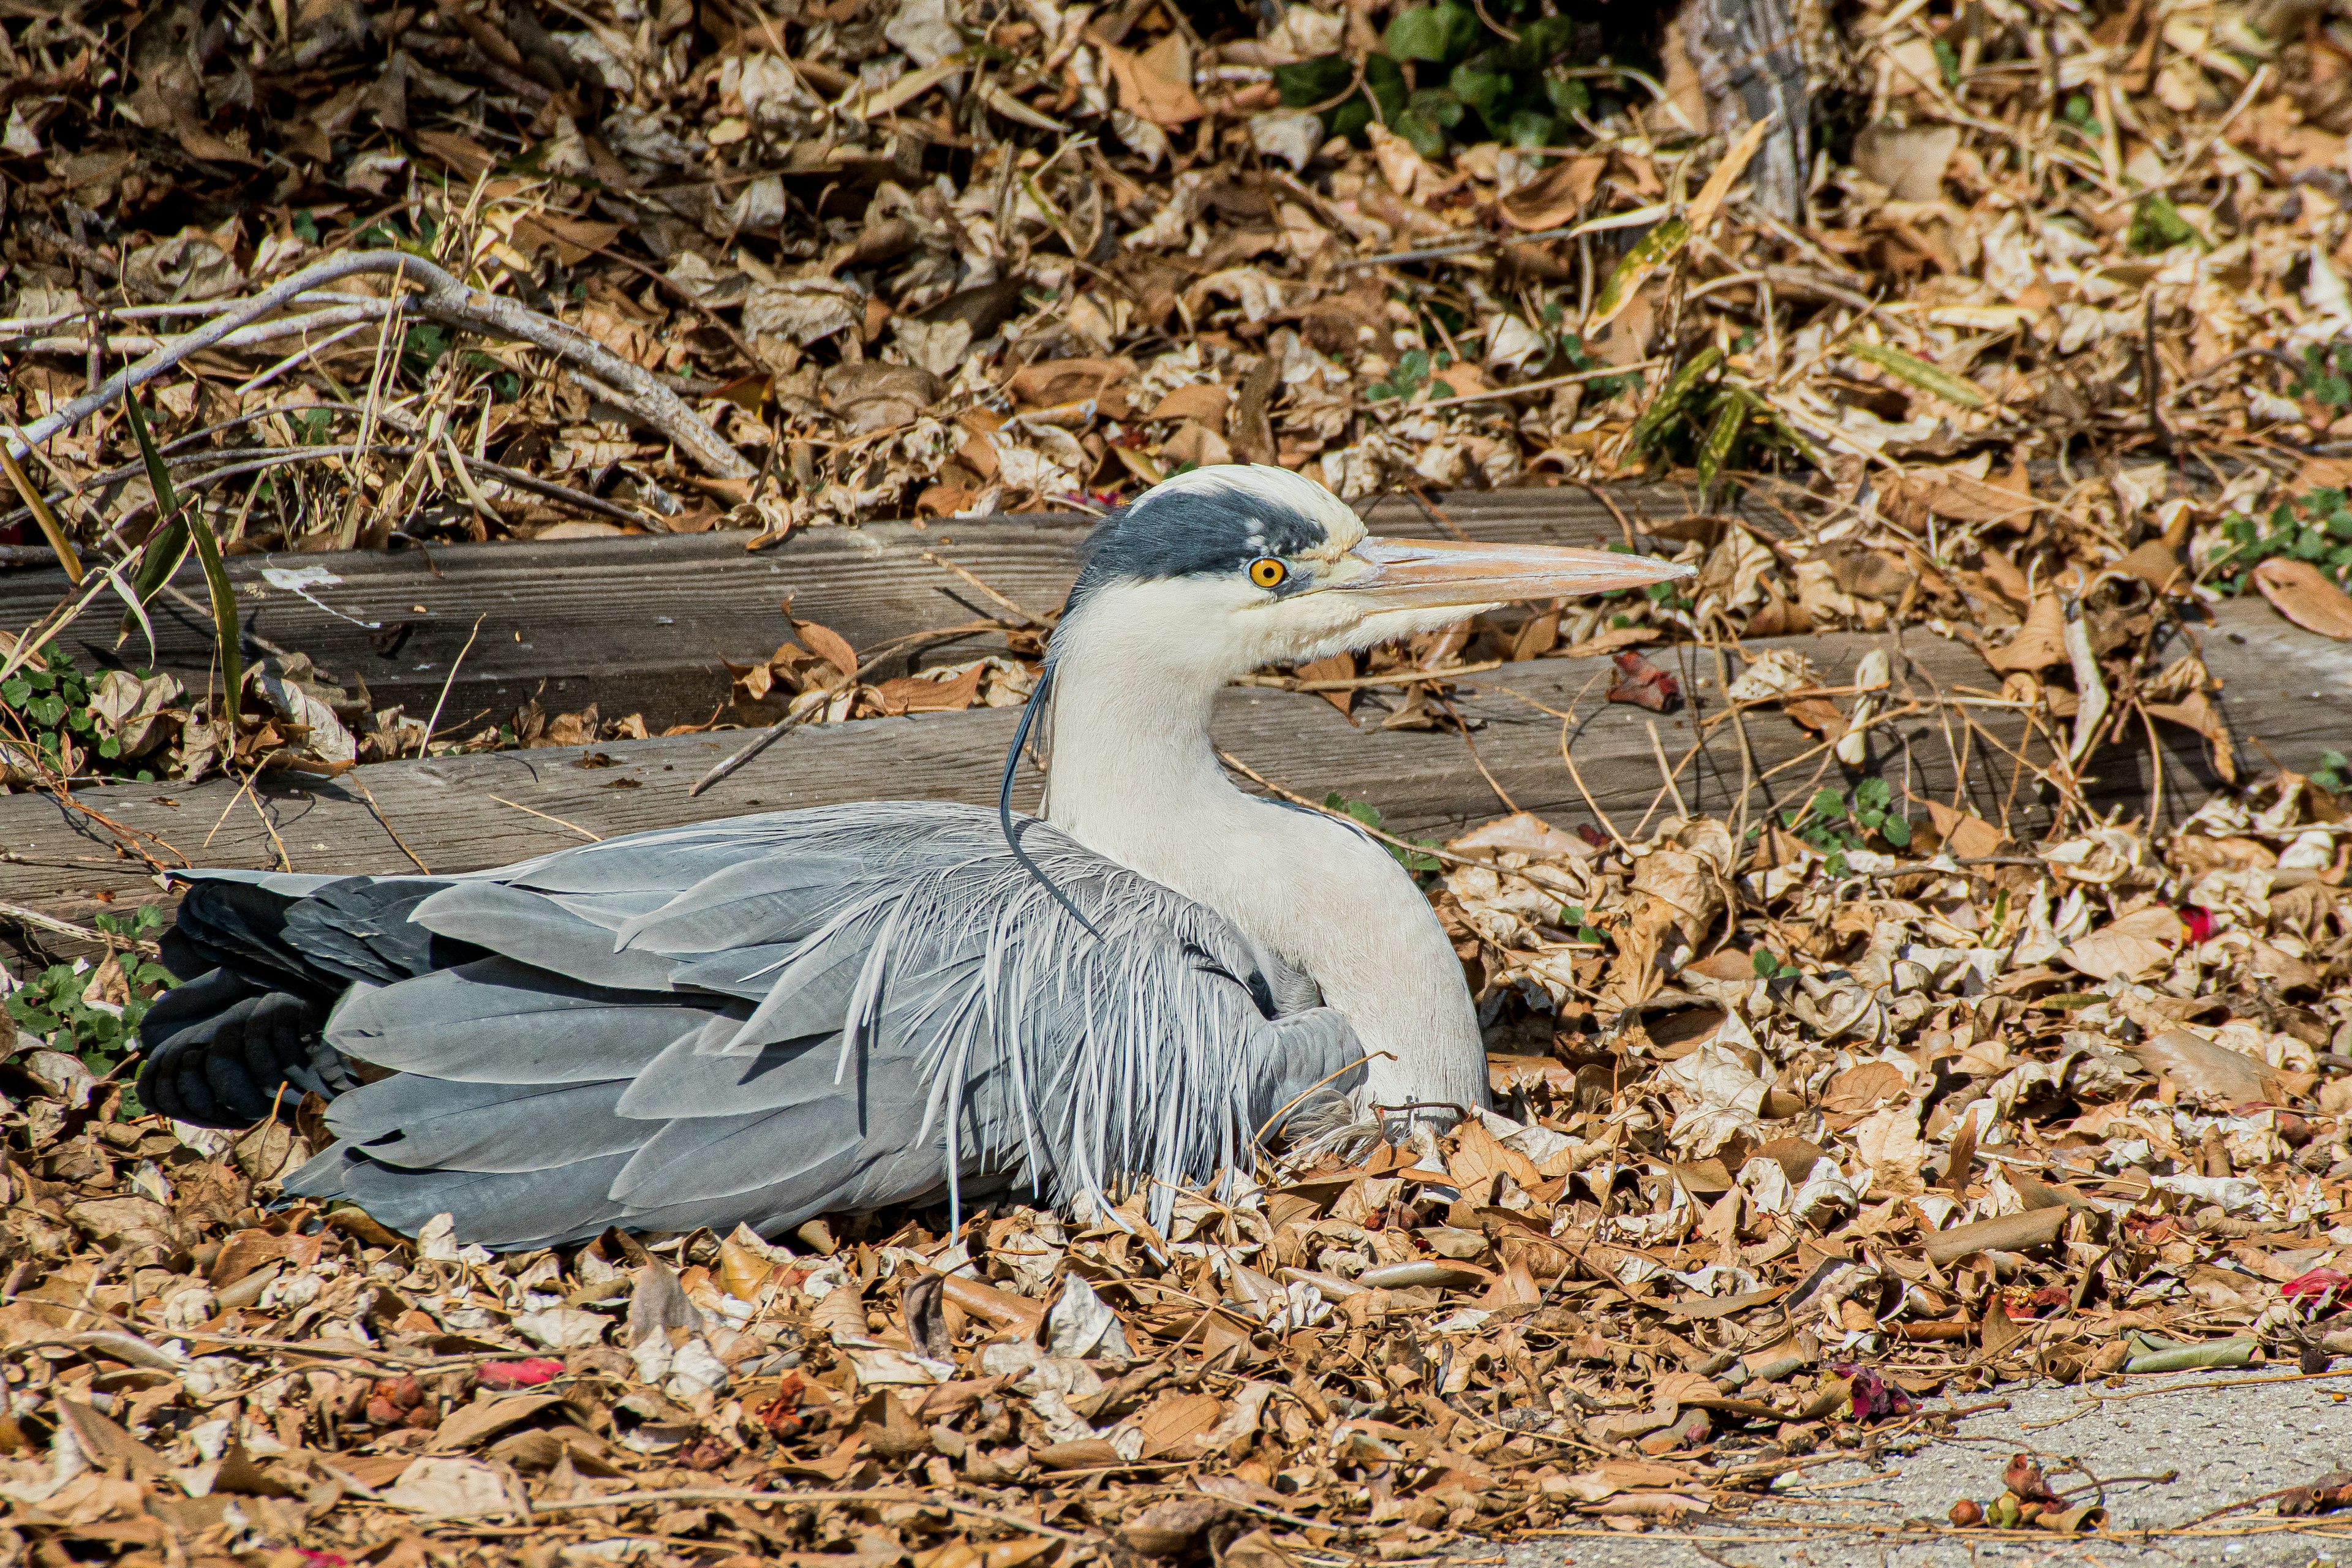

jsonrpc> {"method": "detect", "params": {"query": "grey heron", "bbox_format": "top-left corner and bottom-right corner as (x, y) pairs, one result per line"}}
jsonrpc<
(136, 467), (1692, 1248)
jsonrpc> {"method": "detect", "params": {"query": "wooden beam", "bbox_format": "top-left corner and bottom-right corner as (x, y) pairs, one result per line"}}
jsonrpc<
(0, 483), (1727, 735)
(4, 597), (2340, 935)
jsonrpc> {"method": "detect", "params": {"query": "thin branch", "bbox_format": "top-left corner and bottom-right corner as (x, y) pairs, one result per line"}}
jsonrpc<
(6, 251), (755, 481)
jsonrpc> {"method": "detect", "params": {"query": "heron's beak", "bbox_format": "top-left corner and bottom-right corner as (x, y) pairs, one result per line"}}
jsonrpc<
(1329, 537), (1696, 611)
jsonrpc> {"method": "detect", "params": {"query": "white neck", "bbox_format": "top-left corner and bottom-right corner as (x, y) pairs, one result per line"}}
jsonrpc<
(1039, 586), (1490, 1115)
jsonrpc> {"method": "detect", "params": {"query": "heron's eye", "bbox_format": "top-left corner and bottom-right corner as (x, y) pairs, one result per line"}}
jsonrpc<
(1248, 557), (1288, 589)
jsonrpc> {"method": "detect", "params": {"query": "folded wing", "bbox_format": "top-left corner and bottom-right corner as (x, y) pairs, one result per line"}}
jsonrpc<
(141, 802), (1362, 1248)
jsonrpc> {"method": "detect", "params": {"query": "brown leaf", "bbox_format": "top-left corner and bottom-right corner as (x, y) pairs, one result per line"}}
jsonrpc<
(872, 663), (986, 715)
(55, 1399), (170, 1477)
(1101, 35), (1205, 126)
(209, 1226), (294, 1288)
(1121, 1495), (1237, 1556)
(794, 619), (860, 680)
(1501, 155), (1605, 229)
(511, 213), (624, 266)
(1148, 383), (1231, 428)
(1822, 1061), (1907, 1114)
(429, 1391), (569, 1452)
(1900, 468), (2038, 526)
(1562, 624), (1662, 658)
(1782, 696), (1847, 737)
(2130, 1030), (2283, 1106)
(1005, 356), (1134, 414)
(1232, 354), (1279, 465)
(1604, 650), (1680, 710)
(1924, 801), (2011, 859)
(2060, 905), (2186, 981)
(2252, 557), (2352, 639)
(1449, 1119), (1541, 1190)
(1294, 652), (1354, 715)
(1983, 594), (2068, 673)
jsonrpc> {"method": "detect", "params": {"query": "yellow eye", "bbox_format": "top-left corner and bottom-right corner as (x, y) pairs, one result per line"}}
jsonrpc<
(1249, 557), (1288, 589)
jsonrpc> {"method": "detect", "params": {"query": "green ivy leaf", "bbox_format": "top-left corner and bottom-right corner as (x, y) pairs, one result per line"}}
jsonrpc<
(1384, 2), (1479, 63)
(1275, 54), (1355, 108)
(1392, 106), (1449, 157)
(1505, 107), (1558, 148)
(1449, 64), (1509, 118)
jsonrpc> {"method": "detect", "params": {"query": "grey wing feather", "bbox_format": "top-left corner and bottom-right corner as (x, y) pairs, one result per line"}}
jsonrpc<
(249, 801), (1367, 1247)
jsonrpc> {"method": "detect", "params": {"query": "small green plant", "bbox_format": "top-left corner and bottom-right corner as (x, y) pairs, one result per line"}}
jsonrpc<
(1782, 778), (1914, 870)
(464, 351), (523, 402)
(0, 644), (164, 782)
(1626, 345), (1804, 488)
(2127, 194), (2201, 255)
(1324, 791), (1442, 873)
(2314, 749), (2352, 794)
(1365, 348), (1434, 403)
(2293, 345), (2352, 410)
(1751, 949), (1800, 981)
(402, 322), (453, 380)
(1850, 776), (1912, 847)
(1541, 304), (1637, 399)
(2211, 486), (2352, 593)
(1558, 903), (1604, 944)
(1273, 3), (1593, 159)
(4, 905), (172, 1087)
(1931, 36), (1961, 88)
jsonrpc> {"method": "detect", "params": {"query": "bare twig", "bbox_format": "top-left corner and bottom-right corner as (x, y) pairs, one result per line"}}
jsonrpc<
(6, 251), (754, 481)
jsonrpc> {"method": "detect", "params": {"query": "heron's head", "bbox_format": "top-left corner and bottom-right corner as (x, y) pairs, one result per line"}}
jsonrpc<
(1054, 464), (1697, 679)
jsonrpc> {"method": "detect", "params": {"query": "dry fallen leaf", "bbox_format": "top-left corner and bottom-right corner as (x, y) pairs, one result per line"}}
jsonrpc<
(2252, 558), (2352, 641)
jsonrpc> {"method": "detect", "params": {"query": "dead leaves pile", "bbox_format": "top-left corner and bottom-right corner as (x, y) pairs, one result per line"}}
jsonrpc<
(6, 749), (2352, 1565)
(9, 0), (2352, 564)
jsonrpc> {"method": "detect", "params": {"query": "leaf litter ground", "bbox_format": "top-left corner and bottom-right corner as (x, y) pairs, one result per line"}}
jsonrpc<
(9, 0), (2352, 1564)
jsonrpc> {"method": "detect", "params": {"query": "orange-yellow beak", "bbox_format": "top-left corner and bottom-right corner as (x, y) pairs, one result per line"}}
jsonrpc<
(1327, 537), (1695, 610)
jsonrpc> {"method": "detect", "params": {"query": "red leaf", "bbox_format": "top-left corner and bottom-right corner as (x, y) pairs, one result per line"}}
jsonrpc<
(1604, 650), (1680, 711)
(2284, 1268), (2351, 1309)
(478, 1357), (565, 1389)
(2004, 1453), (2063, 1506)
(2179, 905), (2213, 943)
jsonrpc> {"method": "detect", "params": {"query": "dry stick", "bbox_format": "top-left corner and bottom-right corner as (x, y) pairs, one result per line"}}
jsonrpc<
(1706, 632), (1758, 845)
(0, 899), (162, 955)
(920, 550), (1051, 627)
(2138, 701), (2168, 829)
(1437, 695), (1520, 812)
(239, 769), (295, 872)
(1574, 477), (1643, 550)
(1238, 658), (1507, 693)
(4, 250), (754, 481)
(349, 775), (432, 875)
(1646, 717), (1689, 820)
(420, 613), (487, 756)
(9, 301), (393, 359)
(485, 794), (605, 842)
(201, 765), (266, 853)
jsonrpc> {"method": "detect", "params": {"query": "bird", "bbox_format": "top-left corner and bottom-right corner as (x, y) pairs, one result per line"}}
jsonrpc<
(136, 466), (1693, 1249)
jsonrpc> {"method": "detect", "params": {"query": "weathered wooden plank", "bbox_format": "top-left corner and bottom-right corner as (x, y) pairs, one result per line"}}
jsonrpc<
(4, 597), (2337, 935)
(0, 483), (1727, 734)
